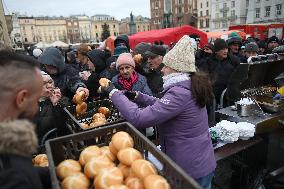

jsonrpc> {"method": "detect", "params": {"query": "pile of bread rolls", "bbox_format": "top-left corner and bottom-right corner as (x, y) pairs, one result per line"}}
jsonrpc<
(55, 131), (171, 189)
(32, 154), (49, 167)
(73, 91), (87, 117)
(80, 106), (111, 130)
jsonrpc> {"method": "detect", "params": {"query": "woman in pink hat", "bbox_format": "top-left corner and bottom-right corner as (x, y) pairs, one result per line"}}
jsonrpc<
(111, 53), (152, 96)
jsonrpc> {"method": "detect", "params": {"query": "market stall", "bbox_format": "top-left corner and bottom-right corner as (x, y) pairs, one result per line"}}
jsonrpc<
(129, 25), (208, 49)
(211, 54), (284, 188)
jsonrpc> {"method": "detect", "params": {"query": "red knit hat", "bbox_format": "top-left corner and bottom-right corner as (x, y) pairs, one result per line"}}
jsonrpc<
(115, 53), (135, 70)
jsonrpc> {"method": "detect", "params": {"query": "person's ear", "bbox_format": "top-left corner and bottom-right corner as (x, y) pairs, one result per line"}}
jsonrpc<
(15, 89), (28, 109)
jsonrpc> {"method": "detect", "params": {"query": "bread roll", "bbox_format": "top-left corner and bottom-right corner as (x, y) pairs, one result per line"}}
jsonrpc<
(98, 107), (111, 117)
(117, 163), (131, 179)
(144, 175), (171, 189)
(125, 176), (144, 189)
(99, 78), (110, 88)
(131, 160), (157, 180)
(73, 91), (86, 104)
(33, 154), (48, 167)
(89, 121), (106, 128)
(56, 159), (81, 180)
(80, 123), (90, 129)
(117, 148), (143, 166)
(61, 172), (90, 189)
(92, 113), (106, 120)
(84, 155), (115, 179)
(108, 185), (130, 189)
(109, 142), (118, 156)
(76, 102), (87, 116)
(79, 145), (101, 166)
(94, 167), (124, 189)
(101, 146), (116, 162)
(111, 131), (134, 151)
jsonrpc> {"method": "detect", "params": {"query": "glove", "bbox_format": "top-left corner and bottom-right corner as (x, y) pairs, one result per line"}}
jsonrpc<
(124, 91), (137, 101)
(101, 81), (116, 95)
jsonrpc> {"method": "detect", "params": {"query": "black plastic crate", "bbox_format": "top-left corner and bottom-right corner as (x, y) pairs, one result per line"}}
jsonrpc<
(63, 99), (124, 133)
(45, 122), (202, 189)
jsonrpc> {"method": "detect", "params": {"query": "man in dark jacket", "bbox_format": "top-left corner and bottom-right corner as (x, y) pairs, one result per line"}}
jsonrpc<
(39, 47), (89, 100)
(0, 50), (46, 189)
(199, 38), (240, 104)
(144, 45), (167, 97)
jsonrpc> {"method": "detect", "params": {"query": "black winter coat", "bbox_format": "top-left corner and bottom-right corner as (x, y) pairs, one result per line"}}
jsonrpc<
(0, 155), (44, 189)
(33, 99), (67, 145)
(198, 53), (240, 103)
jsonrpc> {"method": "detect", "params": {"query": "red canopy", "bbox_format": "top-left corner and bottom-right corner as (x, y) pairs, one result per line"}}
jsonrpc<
(129, 25), (208, 49)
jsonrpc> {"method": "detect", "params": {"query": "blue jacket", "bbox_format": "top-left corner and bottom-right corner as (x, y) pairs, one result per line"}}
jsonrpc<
(111, 80), (216, 179)
(112, 73), (152, 96)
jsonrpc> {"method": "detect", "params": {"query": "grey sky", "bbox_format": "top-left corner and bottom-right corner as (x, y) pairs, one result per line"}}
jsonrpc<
(4, 0), (151, 19)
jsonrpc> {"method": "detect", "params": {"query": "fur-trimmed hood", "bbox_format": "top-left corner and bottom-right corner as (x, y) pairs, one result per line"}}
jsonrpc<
(0, 120), (38, 157)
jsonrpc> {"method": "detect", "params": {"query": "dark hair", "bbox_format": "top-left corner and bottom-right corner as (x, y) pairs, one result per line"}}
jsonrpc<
(191, 71), (214, 107)
(0, 49), (40, 101)
(0, 49), (39, 68)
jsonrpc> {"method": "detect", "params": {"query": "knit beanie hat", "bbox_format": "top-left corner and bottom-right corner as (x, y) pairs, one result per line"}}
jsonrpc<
(116, 53), (135, 70)
(162, 35), (196, 73)
(214, 38), (228, 52)
(268, 36), (279, 44)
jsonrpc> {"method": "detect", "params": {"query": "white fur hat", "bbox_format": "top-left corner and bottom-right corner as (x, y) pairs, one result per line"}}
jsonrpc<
(162, 35), (196, 73)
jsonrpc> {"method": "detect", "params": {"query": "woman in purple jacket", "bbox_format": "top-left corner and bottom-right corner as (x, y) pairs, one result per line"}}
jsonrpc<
(102, 35), (216, 189)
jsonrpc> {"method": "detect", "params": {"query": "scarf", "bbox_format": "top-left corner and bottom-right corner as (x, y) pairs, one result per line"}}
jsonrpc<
(118, 71), (139, 90)
(162, 73), (190, 89)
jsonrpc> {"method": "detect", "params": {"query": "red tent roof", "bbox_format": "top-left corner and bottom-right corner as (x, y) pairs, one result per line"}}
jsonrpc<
(129, 25), (208, 49)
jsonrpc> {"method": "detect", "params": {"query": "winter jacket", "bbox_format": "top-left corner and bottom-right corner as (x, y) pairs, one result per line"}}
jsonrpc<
(88, 49), (117, 80)
(0, 120), (44, 189)
(39, 47), (86, 98)
(32, 99), (67, 145)
(114, 35), (130, 51)
(111, 80), (216, 179)
(199, 53), (240, 103)
(144, 64), (164, 97)
(112, 73), (152, 96)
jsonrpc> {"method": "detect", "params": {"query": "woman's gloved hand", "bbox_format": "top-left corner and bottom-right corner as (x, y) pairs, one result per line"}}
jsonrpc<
(124, 91), (137, 101)
(101, 81), (117, 95)
(273, 93), (282, 100)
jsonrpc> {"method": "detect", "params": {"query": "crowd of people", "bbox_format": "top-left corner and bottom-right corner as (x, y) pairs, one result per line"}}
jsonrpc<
(0, 32), (283, 189)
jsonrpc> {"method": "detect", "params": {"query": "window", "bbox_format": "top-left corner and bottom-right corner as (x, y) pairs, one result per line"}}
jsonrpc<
(276, 4), (282, 15)
(216, 4), (219, 10)
(256, 0), (260, 2)
(179, 0), (182, 4)
(216, 13), (219, 18)
(223, 3), (227, 8)
(155, 1), (159, 8)
(95, 25), (97, 29)
(113, 25), (115, 29)
(96, 33), (98, 37)
(206, 10), (209, 16)
(246, 0), (249, 6)
(231, 1), (235, 8)
(265, 6), (271, 17)
(223, 11), (227, 18)
(178, 6), (182, 13)
(206, 1), (209, 7)
(200, 20), (204, 28)
(222, 21), (227, 28)
(200, 11), (203, 16)
(200, 3), (202, 8)
(114, 32), (116, 36)
(255, 8), (260, 18)
(231, 10), (235, 17)
(206, 18), (209, 27)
